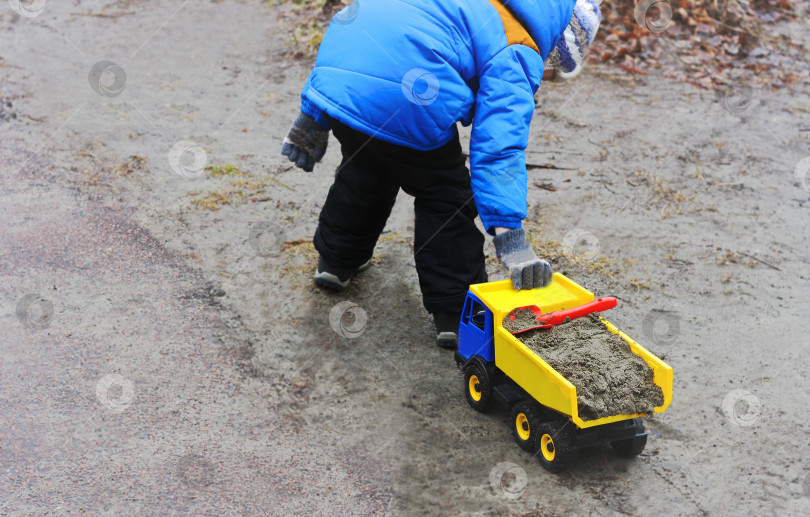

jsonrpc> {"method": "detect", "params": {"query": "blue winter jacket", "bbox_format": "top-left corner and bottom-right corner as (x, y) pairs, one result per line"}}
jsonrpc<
(300, 0), (576, 233)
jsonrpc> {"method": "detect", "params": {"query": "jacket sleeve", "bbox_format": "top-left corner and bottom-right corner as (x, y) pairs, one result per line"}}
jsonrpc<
(469, 44), (544, 235)
(300, 74), (332, 131)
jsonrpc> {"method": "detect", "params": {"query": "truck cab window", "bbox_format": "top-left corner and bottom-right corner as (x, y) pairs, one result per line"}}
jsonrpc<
(461, 298), (472, 325)
(471, 300), (486, 331)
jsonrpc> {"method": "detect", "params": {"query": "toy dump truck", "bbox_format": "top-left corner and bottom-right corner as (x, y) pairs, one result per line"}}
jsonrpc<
(455, 274), (672, 472)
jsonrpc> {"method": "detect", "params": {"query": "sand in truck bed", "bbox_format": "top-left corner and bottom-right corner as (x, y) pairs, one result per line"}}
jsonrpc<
(505, 311), (664, 421)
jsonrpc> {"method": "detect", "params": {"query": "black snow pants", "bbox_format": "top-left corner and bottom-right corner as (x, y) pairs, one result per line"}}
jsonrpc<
(313, 119), (488, 316)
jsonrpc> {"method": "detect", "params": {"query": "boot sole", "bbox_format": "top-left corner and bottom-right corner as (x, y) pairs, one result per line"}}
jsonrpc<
(313, 271), (350, 291)
(436, 331), (458, 350)
(313, 259), (372, 291)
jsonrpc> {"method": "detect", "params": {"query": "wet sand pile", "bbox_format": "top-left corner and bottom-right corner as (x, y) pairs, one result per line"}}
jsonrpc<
(506, 313), (664, 421)
(502, 307), (545, 333)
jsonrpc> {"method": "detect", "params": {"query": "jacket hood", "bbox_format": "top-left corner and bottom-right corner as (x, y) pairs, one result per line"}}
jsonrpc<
(502, 0), (576, 59)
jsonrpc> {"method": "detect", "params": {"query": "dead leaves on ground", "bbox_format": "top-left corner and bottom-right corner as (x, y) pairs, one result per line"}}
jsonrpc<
(591, 0), (803, 89)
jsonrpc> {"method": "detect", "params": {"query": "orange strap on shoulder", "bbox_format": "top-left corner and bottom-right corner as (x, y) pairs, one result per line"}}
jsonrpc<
(486, 0), (540, 54)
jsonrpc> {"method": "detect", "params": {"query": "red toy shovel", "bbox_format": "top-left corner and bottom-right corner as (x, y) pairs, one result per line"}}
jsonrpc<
(507, 297), (618, 335)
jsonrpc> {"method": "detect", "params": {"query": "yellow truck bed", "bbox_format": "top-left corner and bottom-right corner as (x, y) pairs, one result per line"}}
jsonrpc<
(469, 274), (673, 429)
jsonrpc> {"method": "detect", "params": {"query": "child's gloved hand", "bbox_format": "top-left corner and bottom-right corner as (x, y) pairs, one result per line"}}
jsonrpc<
(544, 0), (602, 82)
(281, 112), (329, 172)
(493, 228), (553, 290)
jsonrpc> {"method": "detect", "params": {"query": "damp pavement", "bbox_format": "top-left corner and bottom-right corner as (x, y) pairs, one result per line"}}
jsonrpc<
(0, 138), (391, 514)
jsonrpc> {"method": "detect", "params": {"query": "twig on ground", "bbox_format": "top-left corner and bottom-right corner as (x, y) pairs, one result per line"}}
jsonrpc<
(533, 182), (558, 192)
(718, 247), (782, 271)
(19, 113), (46, 122)
(526, 162), (573, 171)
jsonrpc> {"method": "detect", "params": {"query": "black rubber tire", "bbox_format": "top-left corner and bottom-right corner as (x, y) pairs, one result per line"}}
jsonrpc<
(510, 401), (542, 453)
(610, 418), (648, 459)
(534, 421), (577, 473)
(462, 361), (491, 412)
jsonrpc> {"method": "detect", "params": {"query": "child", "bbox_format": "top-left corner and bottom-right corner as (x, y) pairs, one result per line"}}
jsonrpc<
(282, 0), (601, 348)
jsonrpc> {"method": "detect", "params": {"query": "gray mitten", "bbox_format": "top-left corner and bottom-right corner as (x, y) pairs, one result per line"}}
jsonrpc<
(493, 228), (553, 290)
(281, 112), (329, 172)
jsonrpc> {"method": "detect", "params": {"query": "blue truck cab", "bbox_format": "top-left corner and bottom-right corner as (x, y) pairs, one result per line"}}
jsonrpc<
(457, 292), (494, 363)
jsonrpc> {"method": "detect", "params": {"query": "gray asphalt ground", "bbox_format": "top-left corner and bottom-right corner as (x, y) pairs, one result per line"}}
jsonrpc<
(1, 118), (389, 516)
(2, 1), (810, 516)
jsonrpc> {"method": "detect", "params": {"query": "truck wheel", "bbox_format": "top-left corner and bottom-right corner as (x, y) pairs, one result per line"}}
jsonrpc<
(462, 362), (491, 412)
(534, 422), (577, 473)
(510, 402), (542, 453)
(610, 418), (647, 459)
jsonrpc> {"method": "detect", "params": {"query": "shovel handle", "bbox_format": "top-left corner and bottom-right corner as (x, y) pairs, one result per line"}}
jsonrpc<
(537, 297), (617, 327)
(509, 297), (618, 335)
